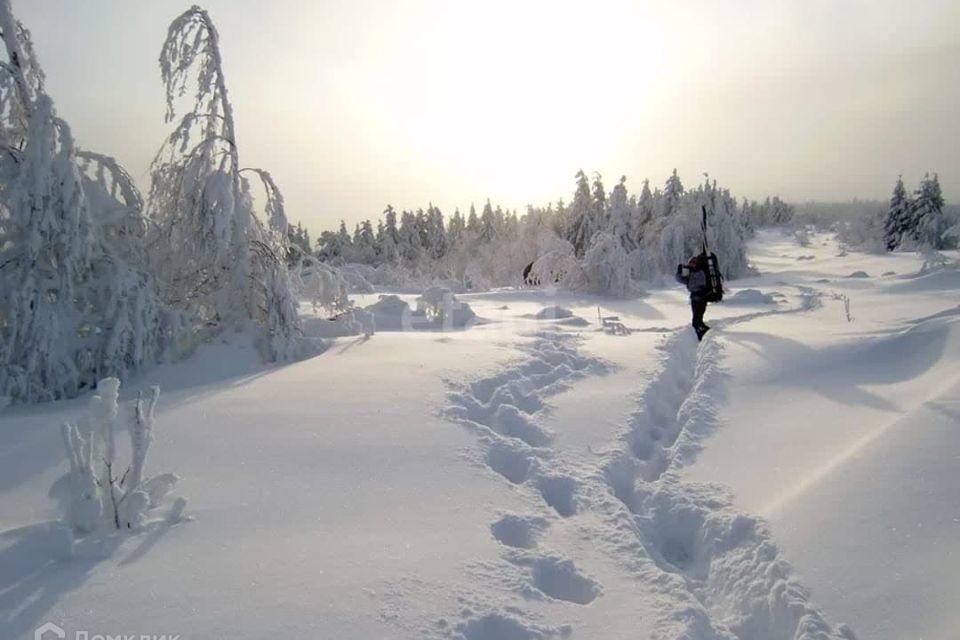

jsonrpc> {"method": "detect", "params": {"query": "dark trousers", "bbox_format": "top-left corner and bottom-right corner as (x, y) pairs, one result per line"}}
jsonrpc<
(690, 298), (709, 341)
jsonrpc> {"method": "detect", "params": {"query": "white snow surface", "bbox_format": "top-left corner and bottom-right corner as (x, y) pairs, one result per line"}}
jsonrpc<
(0, 230), (957, 639)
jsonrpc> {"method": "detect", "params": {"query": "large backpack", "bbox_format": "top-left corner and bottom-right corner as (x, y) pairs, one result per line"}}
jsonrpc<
(700, 205), (724, 303)
(703, 252), (724, 302)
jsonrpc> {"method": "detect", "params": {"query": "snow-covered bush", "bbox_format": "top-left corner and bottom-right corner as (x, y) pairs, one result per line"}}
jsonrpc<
(415, 287), (477, 328)
(582, 232), (635, 297)
(292, 260), (350, 315)
(52, 377), (185, 533)
(528, 245), (587, 290)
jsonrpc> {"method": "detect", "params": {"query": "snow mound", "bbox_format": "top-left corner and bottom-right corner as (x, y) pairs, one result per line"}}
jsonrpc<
(301, 308), (375, 338)
(534, 306), (574, 320)
(363, 294), (411, 331)
(363, 289), (478, 331)
(725, 289), (778, 306)
(415, 286), (477, 328)
(887, 265), (960, 293)
(846, 270), (870, 278)
(525, 306), (589, 326)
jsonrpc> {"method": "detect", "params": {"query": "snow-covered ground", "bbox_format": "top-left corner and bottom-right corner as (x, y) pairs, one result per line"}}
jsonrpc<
(1, 230), (957, 640)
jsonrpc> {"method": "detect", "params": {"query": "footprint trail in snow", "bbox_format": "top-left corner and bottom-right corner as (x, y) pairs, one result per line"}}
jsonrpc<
(407, 300), (856, 640)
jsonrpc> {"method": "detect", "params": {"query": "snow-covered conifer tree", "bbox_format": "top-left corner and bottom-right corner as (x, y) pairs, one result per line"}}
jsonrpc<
(629, 178), (654, 245)
(591, 173), (607, 230)
(479, 200), (496, 243)
(447, 207), (465, 248)
(426, 205), (448, 259)
(566, 170), (596, 258)
(661, 168), (684, 218)
(397, 210), (422, 264)
(466, 204), (480, 235)
(883, 176), (912, 251)
(912, 173), (948, 250)
(607, 176), (634, 250)
(381, 205), (401, 264)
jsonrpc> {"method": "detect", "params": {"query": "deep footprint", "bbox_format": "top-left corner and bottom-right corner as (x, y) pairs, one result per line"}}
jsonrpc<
(538, 475), (578, 517)
(530, 556), (601, 605)
(491, 514), (548, 549)
(487, 443), (535, 485)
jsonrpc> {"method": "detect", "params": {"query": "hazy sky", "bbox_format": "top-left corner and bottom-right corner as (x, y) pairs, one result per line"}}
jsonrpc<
(16, 0), (960, 233)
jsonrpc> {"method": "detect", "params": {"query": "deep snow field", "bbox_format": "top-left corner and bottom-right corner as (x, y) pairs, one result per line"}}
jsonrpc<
(1, 229), (958, 640)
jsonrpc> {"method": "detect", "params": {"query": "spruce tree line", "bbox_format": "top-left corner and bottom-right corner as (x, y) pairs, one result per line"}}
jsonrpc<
(313, 169), (793, 285)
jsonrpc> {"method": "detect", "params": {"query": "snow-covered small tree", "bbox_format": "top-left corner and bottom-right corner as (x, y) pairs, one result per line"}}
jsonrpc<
(148, 6), (300, 360)
(291, 258), (350, 315)
(53, 378), (184, 533)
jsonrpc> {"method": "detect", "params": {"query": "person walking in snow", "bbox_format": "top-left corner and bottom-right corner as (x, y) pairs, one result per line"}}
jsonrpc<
(677, 253), (711, 341)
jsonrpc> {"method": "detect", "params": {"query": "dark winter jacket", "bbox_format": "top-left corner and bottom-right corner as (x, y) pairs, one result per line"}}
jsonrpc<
(676, 256), (709, 301)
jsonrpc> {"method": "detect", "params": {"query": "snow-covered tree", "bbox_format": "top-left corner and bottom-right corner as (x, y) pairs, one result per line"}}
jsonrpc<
(591, 173), (607, 230)
(607, 176), (633, 250)
(353, 219), (377, 263)
(447, 207), (465, 248)
(566, 170), (596, 258)
(479, 200), (496, 243)
(582, 231), (633, 297)
(661, 168), (684, 218)
(381, 205), (400, 264)
(0, 1), (169, 405)
(148, 6), (299, 360)
(629, 178), (654, 245)
(912, 173), (948, 250)
(425, 204), (447, 259)
(883, 177), (912, 251)
(398, 210), (422, 264)
(466, 204), (480, 235)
